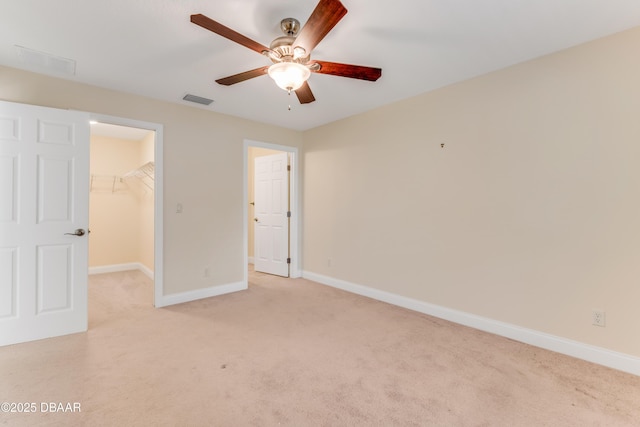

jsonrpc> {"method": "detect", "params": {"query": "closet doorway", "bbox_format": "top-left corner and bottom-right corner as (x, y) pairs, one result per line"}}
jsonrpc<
(244, 139), (301, 284)
(88, 121), (156, 303)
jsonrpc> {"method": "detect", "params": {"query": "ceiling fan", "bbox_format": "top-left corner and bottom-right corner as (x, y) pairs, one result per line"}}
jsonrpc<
(190, 0), (382, 104)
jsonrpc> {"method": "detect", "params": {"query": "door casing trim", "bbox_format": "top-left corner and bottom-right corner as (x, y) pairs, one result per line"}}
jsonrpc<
(243, 139), (301, 284)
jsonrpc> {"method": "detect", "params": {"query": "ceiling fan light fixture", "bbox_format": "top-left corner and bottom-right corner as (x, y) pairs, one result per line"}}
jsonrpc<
(268, 62), (310, 91)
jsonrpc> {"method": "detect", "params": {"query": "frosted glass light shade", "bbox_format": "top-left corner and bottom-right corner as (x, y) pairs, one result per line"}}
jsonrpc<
(268, 62), (311, 91)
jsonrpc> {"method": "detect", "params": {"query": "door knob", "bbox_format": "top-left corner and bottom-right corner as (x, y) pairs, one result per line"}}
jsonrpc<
(65, 228), (86, 236)
(254, 218), (259, 222)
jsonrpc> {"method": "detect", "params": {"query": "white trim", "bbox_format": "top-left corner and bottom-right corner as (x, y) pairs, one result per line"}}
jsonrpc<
(89, 263), (138, 275)
(302, 270), (640, 377)
(89, 113), (164, 308)
(155, 281), (246, 308)
(89, 263), (154, 279)
(138, 263), (154, 280)
(248, 256), (255, 265)
(243, 140), (301, 281)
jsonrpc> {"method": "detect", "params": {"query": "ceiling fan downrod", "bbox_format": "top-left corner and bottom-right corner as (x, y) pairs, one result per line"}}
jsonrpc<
(280, 18), (300, 36)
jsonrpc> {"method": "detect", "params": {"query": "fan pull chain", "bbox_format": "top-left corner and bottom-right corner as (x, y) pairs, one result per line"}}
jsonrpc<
(287, 88), (292, 111)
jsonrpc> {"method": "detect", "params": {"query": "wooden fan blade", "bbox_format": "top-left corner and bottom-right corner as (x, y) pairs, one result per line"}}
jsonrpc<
(295, 82), (316, 104)
(293, 0), (347, 55)
(191, 14), (269, 55)
(312, 60), (382, 81)
(215, 66), (270, 86)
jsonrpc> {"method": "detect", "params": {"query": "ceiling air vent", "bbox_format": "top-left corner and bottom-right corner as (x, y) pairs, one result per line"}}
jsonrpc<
(182, 94), (214, 105)
(15, 45), (76, 76)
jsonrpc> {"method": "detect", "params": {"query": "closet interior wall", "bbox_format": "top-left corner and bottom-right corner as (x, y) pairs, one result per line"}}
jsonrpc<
(89, 132), (154, 275)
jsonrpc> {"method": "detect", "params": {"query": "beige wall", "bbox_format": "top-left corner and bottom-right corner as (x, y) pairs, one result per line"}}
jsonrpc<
(247, 146), (284, 259)
(89, 132), (155, 272)
(0, 65), (303, 295)
(302, 27), (640, 357)
(89, 135), (143, 267)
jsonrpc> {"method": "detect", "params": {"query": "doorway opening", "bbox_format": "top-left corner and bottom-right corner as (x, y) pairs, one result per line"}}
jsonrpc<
(243, 140), (301, 285)
(89, 115), (164, 307)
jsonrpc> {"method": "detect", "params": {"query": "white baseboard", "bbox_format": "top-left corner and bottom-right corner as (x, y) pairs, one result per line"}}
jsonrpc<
(302, 270), (640, 377)
(248, 257), (254, 265)
(90, 263), (244, 308)
(155, 281), (246, 308)
(137, 264), (154, 280)
(89, 262), (153, 279)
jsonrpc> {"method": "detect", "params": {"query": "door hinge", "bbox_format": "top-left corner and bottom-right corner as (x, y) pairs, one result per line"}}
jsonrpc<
(287, 211), (291, 218)
(287, 165), (291, 171)
(287, 258), (291, 264)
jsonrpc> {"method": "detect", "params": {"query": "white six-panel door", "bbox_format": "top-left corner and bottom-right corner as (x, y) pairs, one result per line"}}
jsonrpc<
(0, 100), (90, 346)
(254, 152), (289, 277)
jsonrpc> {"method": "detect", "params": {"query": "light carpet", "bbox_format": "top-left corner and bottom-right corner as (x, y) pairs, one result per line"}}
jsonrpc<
(1, 268), (639, 426)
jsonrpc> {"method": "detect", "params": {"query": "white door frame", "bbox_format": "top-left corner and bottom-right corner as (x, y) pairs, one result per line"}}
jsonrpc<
(90, 113), (164, 307)
(243, 139), (301, 283)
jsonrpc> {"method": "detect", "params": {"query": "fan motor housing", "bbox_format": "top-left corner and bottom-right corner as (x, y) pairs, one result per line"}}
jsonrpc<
(267, 18), (310, 64)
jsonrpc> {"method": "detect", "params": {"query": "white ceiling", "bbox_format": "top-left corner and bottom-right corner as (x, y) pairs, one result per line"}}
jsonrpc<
(90, 122), (153, 141)
(2, 0), (640, 131)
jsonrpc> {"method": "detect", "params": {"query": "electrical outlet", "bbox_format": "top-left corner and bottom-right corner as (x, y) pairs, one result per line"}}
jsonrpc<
(592, 310), (606, 327)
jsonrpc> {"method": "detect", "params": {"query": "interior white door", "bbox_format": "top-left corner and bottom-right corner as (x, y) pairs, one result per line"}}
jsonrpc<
(0, 100), (90, 346)
(254, 152), (289, 277)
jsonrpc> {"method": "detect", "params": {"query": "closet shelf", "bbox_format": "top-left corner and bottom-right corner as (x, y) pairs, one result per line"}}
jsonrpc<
(90, 175), (124, 193)
(123, 161), (154, 191)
